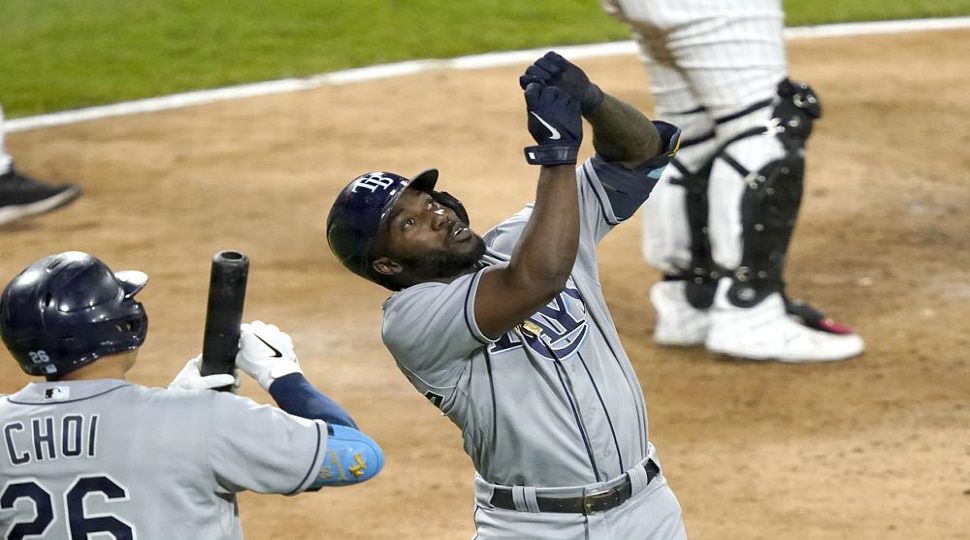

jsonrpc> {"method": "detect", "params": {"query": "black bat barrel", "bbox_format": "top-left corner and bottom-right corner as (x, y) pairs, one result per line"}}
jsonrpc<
(200, 250), (249, 391)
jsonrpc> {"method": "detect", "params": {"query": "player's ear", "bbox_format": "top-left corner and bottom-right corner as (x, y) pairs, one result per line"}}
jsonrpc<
(372, 257), (403, 277)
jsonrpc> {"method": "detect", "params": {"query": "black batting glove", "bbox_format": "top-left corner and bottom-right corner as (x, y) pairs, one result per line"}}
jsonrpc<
(523, 82), (583, 166)
(519, 51), (605, 114)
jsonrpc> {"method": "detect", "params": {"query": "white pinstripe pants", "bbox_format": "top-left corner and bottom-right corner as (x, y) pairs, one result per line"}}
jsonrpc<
(606, 0), (791, 272)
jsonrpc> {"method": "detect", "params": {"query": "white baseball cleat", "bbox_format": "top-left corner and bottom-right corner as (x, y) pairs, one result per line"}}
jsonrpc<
(705, 279), (864, 362)
(650, 280), (711, 347)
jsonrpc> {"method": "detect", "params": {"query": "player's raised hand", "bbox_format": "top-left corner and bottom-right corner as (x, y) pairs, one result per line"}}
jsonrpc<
(519, 51), (604, 113)
(523, 82), (583, 166)
(236, 320), (303, 391)
(169, 355), (240, 392)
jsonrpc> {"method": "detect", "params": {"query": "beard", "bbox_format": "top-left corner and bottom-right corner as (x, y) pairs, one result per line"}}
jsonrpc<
(398, 233), (487, 281)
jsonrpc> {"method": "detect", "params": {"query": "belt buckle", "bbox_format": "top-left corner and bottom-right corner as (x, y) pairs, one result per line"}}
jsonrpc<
(581, 485), (616, 515)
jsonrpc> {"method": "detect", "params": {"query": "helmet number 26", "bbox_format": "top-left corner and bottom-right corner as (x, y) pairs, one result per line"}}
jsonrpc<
(27, 351), (50, 364)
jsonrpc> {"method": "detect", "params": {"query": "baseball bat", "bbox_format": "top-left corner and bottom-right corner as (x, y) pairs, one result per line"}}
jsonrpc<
(200, 250), (250, 391)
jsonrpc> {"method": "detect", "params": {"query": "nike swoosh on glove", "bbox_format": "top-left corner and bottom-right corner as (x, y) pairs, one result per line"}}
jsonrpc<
(523, 82), (583, 166)
(236, 320), (303, 391)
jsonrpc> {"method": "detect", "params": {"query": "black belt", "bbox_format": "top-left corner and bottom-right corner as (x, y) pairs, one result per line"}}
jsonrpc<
(489, 459), (660, 515)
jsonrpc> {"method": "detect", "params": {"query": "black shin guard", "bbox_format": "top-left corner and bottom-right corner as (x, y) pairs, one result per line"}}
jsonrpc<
(726, 154), (805, 307)
(715, 78), (822, 307)
(668, 157), (721, 309)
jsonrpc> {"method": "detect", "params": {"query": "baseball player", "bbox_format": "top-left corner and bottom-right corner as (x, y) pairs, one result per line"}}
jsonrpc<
(0, 251), (382, 539)
(327, 53), (686, 539)
(0, 103), (82, 226)
(602, 0), (865, 362)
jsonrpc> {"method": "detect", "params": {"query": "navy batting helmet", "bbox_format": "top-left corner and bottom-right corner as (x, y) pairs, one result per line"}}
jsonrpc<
(0, 251), (148, 377)
(326, 168), (469, 286)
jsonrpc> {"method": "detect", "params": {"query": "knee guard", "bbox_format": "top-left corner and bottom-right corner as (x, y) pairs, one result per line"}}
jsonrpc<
(772, 78), (821, 151)
(714, 78), (821, 306)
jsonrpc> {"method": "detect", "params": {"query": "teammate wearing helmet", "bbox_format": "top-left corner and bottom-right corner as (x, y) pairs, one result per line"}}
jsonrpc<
(0, 251), (382, 540)
(328, 53), (687, 539)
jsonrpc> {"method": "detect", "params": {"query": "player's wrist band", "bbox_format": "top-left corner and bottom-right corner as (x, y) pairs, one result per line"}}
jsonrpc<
(269, 373), (358, 429)
(524, 145), (579, 166)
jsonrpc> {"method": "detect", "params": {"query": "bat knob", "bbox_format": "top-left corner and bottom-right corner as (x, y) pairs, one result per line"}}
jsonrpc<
(214, 250), (248, 266)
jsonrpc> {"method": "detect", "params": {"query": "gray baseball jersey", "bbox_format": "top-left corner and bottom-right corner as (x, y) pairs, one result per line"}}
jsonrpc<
(382, 134), (675, 488)
(0, 379), (326, 540)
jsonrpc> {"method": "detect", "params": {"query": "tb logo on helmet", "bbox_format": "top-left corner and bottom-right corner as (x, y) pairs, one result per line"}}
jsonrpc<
(350, 173), (396, 194)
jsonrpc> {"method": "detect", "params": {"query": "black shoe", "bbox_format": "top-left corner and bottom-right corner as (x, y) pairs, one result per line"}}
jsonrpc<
(0, 168), (83, 226)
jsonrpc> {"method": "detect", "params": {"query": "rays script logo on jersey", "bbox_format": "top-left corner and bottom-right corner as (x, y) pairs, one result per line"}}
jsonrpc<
(489, 278), (589, 360)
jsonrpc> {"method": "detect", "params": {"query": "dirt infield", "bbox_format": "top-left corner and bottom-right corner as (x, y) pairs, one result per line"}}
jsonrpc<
(2, 28), (968, 539)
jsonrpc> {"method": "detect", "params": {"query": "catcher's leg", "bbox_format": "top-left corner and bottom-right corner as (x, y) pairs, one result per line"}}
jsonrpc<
(645, 136), (722, 346)
(636, 63), (721, 346)
(705, 80), (864, 362)
(613, 0), (789, 346)
(610, 0), (861, 360)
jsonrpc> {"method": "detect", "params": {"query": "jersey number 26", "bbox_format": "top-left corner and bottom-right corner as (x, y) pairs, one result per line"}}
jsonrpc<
(1, 475), (134, 540)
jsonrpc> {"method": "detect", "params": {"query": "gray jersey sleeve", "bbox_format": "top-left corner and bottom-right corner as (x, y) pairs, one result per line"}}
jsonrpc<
(382, 268), (493, 394)
(208, 392), (327, 495)
(489, 123), (679, 277)
(483, 158), (661, 266)
(579, 122), (680, 238)
(574, 120), (680, 274)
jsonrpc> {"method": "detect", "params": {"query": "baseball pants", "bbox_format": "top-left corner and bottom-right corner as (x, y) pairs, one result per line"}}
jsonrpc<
(609, 0), (790, 272)
(472, 456), (688, 540)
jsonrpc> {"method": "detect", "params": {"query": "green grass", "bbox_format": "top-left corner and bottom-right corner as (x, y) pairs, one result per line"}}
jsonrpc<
(1, 0), (968, 117)
(786, 0), (970, 25)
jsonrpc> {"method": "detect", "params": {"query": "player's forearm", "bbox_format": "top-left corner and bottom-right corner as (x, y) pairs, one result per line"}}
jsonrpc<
(476, 80), (583, 338)
(587, 94), (661, 166)
(507, 164), (580, 294)
(269, 373), (358, 429)
(476, 164), (580, 338)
